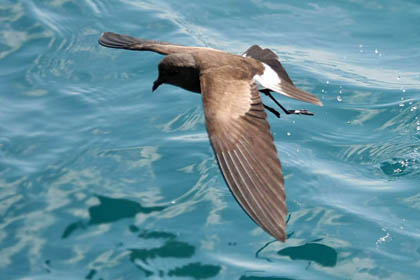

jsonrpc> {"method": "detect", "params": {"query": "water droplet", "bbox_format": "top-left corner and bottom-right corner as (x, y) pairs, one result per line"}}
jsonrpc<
(397, 75), (401, 81)
(339, 90), (342, 94)
(417, 126), (420, 131)
(375, 48), (379, 54)
(286, 132), (291, 136)
(337, 96), (343, 102)
(321, 89), (325, 93)
(394, 168), (402, 174)
(399, 103), (405, 107)
(411, 106), (417, 112)
(326, 80), (330, 84)
(399, 160), (408, 167)
(359, 44), (363, 48)
(376, 228), (391, 246)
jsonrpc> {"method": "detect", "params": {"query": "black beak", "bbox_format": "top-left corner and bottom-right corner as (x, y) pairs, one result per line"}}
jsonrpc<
(152, 79), (162, 92)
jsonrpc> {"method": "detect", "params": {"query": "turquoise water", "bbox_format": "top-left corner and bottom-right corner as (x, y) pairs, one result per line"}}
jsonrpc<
(1, 0), (420, 279)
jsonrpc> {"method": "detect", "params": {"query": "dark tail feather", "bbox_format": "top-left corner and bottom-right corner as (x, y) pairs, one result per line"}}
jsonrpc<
(98, 32), (144, 49)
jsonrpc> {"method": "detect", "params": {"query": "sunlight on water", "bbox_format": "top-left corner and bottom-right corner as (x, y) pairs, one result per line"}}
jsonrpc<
(1, 0), (420, 279)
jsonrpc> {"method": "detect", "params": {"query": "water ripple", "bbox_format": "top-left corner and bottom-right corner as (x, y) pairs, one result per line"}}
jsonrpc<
(1, 0), (420, 279)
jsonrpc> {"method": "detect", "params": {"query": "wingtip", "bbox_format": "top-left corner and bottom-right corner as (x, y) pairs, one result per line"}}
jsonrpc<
(98, 31), (109, 40)
(271, 230), (287, 242)
(98, 31), (137, 49)
(98, 32), (104, 45)
(275, 223), (287, 242)
(98, 31), (110, 47)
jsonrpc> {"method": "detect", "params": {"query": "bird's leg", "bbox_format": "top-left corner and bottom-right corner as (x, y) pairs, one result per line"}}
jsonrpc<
(264, 104), (281, 118)
(259, 89), (314, 116)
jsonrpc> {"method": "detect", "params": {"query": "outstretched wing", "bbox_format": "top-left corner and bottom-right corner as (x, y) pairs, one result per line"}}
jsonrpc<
(243, 45), (323, 106)
(98, 32), (216, 55)
(200, 66), (288, 242)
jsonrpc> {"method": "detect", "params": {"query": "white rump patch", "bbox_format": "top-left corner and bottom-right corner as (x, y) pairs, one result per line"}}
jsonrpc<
(253, 63), (281, 88)
(253, 63), (291, 97)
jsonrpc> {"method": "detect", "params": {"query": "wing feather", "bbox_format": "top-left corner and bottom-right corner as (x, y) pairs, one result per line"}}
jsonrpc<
(201, 68), (287, 242)
(99, 32), (217, 55)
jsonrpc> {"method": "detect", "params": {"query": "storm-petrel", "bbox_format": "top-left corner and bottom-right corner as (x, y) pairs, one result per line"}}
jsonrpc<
(98, 32), (323, 242)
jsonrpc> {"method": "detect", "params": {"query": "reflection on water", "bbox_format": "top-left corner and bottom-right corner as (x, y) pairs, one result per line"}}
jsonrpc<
(88, 195), (166, 225)
(278, 242), (337, 267)
(380, 157), (420, 178)
(129, 226), (221, 278)
(62, 195), (166, 238)
(129, 240), (195, 263)
(167, 262), (221, 279)
(2, 0), (420, 279)
(61, 195), (221, 279)
(239, 276), (294, 280)
(126, 228), (221, 278)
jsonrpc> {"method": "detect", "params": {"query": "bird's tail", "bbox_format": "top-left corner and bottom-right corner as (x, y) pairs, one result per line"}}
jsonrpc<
(98, 32), (145, 49)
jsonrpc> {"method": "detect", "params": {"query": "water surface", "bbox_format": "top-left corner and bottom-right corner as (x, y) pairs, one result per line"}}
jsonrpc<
(1, 0), (420, 279)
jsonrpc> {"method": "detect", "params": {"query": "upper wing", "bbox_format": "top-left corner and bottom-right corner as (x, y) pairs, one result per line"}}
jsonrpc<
(200, 66), (288, 242)
(243, 45), (323, 106)
(243, 45), (294, 85)
(98, 32), (216, 55)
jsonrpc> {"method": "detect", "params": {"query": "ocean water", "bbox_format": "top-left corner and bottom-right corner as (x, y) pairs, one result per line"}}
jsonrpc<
(1, 0), (420, 279)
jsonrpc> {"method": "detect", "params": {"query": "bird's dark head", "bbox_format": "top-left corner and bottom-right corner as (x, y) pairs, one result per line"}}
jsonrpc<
(153, 53), (200, 93)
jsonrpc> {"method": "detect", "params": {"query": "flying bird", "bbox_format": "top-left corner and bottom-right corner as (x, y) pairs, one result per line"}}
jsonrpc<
(98, 32), (323, 242)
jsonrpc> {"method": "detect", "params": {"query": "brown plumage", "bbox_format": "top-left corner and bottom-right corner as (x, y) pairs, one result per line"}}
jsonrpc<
(98, 32), (323, 242)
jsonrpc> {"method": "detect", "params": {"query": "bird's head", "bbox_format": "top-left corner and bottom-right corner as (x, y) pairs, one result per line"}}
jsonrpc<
(153, 53), (199, 92)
